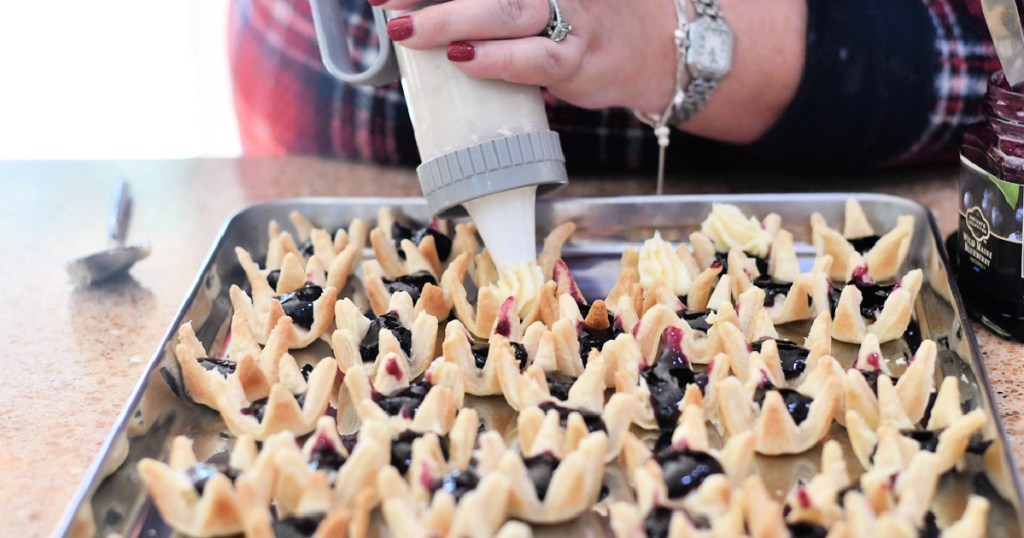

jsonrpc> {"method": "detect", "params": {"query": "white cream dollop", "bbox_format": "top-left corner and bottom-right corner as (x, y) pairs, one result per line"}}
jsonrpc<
(638, 231), (691, 297)
(700, 203), (770, 257)
(489, 260), (545, 316)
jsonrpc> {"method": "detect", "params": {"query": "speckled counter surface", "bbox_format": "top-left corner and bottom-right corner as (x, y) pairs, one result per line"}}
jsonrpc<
(1, 158), (1019, 537)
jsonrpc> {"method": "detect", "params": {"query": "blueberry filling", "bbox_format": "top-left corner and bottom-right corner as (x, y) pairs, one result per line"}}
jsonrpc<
(382, 271), (438, 303)
(430, 469), (480, 501)
(359, 313), (413, 362)
(266, 269), (281, 291)
(272, 514), (323, 538)
(390, 430), (450, 475)
(392, 222), (453, 261)
(538, 401), (607, 433)
(278, 285), (324, 329)
(185, 462), (239, 494)
(860, 370), (894, 393)
(339, 432), (359, 455)
(643, 506), (675, 538)
(848, 235), (881, 254)
(680, 309), (712, 333)
(522, 452), (560, 501)
(577, 322), (623, 363)
(920, 511), (940, 538)
(787, 522), (829, 538)
(642, 329), (709, 429)
(373, 382), (430, 419)
(655, 447), (724, 498)
(300, 363), (314, 381)
(828, 280), (896, 321)
(752, 274), (794, 307)
(904, 317), (923, 356)
(307, 435), (347, 474)
(297, 240), (316, 258)
(751, 338), (809, 380)
(643, 506), (709, 538)
(713, 251), (768, 275)
(546, 372), (576, 401)
(197, 357), (236, 377)
(241, 392), (306, 423)
(471, 342), (529, 370)
(753, 385), (813, 425)
(900, 430), (992, 455)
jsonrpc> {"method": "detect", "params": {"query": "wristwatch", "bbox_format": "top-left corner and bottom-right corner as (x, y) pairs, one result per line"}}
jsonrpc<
(675, 0), (734, 122)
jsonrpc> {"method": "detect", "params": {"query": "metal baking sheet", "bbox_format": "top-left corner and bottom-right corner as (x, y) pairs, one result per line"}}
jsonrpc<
(56, 194), (1024, 537)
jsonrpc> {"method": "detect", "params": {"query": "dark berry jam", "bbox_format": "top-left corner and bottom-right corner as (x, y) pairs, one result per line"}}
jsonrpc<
(752, 275), (793, 307)
(300, 363), (314, 381)
(787, 522), (829, 538)
(577, 322), (622, 363)
(920, 511), (940, 538)
(185, 462), (238, 494)
(389, 430), (451, 475)
(382, 270), (438, 303)
(753, 385), (813, 425)
(241, 393), (306, 423)
(430, 469), (479, 501)
(538, 401), (607, 433)
(643, 506), (675, 538)
(197, 357), (236, 377)
(278, 285), (324, 329)
(471, 342), (528, 370)
(655, 448), (724, 498)
(828, 280), (895, 321)
(359, 313), (413, 361)
(751, 338), (808, 380)
(522, 453), (560, 501)
(298, 240), (316, 258)
(272, 514), (323, 537)
(392, 221), (453, 261)
(546, 372), (576, 401)
(308, 435), (347, 474)
(266, 269), (281, 291)
(642, 328), (708, 429)
(680, 310), (712, 333)
(901, 429), (991, 455)
(848, 235), (881, 254)
(373, 382), (430, 419)
(713, 251), (768, 275)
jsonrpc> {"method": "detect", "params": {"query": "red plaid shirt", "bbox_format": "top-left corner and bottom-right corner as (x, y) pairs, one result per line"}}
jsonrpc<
(229, 0), (999, 172)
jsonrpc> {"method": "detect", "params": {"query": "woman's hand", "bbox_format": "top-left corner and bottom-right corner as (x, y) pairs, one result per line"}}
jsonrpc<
(377, 0), (806, 144)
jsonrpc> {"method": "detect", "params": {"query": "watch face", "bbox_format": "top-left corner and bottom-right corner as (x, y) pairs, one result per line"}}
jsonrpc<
(687, 18), (734, 79)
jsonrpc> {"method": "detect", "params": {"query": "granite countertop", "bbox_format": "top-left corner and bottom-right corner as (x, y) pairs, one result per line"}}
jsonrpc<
(1, 157), (1020, 537)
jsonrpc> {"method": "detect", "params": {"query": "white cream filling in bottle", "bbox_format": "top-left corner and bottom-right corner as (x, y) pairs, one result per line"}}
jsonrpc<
(393, 41), (550, 269)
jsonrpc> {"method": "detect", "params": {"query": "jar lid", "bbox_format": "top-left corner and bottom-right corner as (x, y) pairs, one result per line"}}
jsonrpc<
(416, 130), (568, 218)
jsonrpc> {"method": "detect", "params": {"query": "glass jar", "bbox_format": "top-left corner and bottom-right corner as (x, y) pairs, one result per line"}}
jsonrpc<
(957, 71), (1024, 340)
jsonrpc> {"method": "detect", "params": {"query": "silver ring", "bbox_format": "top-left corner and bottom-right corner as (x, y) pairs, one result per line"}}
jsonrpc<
(543, 0), (572, 42)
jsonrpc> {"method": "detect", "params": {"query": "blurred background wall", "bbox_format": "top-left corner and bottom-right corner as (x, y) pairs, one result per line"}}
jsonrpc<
(0, 1), (240, 158)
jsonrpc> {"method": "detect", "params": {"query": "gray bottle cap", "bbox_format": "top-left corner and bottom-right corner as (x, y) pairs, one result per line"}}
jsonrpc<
(416, 130), (568, 218)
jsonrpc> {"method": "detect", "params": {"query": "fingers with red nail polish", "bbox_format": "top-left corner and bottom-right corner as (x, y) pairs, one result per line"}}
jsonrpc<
(447, 42), (475, 62)
(386, 16), (413, 41)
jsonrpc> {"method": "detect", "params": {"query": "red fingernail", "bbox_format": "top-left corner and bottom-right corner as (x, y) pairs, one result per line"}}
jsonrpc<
(387, 16), (413, 41)
(368, 0), (386, 5)
(447, 42), (475, 62)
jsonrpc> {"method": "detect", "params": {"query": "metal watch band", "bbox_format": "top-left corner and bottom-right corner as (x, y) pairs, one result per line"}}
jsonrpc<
(674, 78), (717, 123)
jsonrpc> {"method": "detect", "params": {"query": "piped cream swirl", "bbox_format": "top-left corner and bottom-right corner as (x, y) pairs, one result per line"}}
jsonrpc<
(638, 231), (691, 296)
(700, 203), (770, 257)
(490, 261), (545, 316)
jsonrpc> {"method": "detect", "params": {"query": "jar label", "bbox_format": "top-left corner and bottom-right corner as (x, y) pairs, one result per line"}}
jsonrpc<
(959, 155), (1023, 283)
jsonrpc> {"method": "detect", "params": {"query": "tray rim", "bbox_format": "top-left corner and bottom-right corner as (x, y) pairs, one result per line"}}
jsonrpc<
(55, 192), (1024, 535)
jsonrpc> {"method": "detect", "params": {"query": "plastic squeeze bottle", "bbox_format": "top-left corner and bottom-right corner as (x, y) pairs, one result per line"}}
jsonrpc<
(309, 0), (568, 269)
